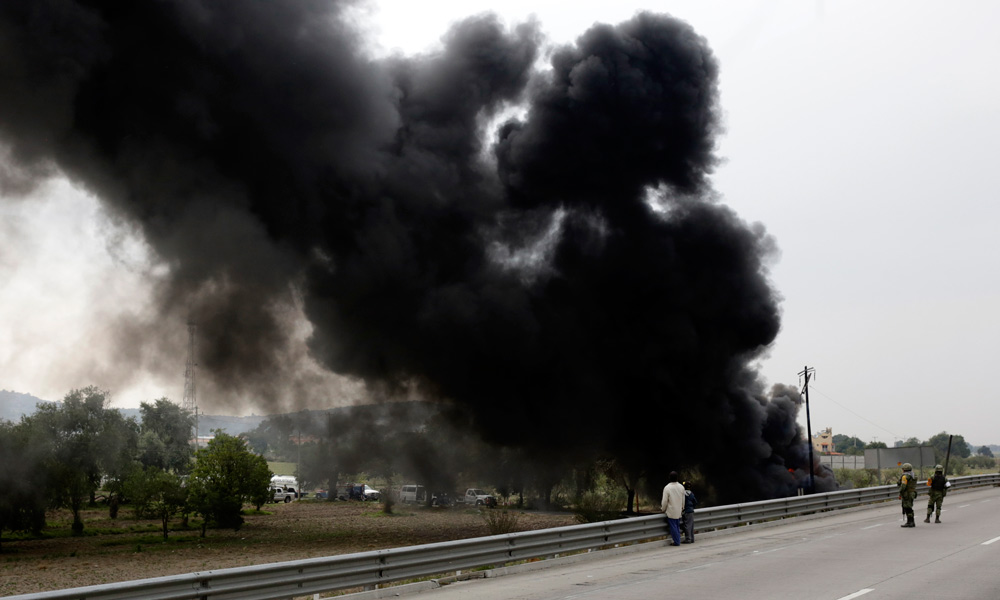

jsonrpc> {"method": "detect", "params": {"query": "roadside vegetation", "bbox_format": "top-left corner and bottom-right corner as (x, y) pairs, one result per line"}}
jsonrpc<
(0, 388), (271, 550)
(829, 430), (998, 489)
(3, 385), (995, 592)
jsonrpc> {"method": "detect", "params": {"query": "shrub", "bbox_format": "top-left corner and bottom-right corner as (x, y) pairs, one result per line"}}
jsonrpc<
(833, 469), (880, 489)
(573, 490), (626, 523)
(965, 455), (997, 470)
(480, 509), (520, 535)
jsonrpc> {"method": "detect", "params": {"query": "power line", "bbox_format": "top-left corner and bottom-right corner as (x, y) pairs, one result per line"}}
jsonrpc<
(808, 383), (902, 441)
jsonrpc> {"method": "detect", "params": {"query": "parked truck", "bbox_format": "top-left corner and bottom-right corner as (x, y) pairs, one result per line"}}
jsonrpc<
(271, 486), (296, 503)
(335, 484), (381, 501)
(270, 475), (301, 499)
(463, 488), (497, 507)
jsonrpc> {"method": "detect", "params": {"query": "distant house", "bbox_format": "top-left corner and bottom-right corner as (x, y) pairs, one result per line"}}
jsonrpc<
(192, 435), (215, 449)
(812, 427), (834, 454)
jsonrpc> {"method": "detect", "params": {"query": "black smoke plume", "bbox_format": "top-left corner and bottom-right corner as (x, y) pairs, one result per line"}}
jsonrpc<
(0, 1), (818, 501)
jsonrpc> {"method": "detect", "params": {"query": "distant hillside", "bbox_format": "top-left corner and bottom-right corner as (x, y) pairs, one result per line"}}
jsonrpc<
(194, 413), (266, 436)
(0, 390), (264, 435)
(0, 390), (56, 422)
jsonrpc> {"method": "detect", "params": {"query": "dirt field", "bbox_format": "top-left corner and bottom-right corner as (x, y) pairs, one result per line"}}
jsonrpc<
(0, 500), (578, 597)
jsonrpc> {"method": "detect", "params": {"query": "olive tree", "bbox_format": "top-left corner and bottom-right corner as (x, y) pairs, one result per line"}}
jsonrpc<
(138, 398), (195, 473)
(0, 420), (48, 548)
(23, 387), (137, 535)
(124, 467), (188, 539)
(188, 431), (270, 535)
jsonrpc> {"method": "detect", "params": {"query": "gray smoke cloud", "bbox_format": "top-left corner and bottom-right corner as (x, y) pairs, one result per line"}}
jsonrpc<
(0, 1), (819, 501)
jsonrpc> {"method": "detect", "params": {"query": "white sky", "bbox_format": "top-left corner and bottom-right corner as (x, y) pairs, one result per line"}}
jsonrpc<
(2, 0), (998, 446)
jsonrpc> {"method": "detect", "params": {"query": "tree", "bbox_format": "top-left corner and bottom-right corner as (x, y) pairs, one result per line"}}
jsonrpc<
(138, 399), (195, 474)
(98, 407), (141, 518)
(865, 441), (887, 449)
(23, 387), (138, 535)
(0, 420), (48, 548)
(244, 414), (301, 461)
(833, 435), (866, 455)
(977, 445), (994, 458)
(966, 455), (996, 470)
(188, 431), (270, 535)
(925, 432), (971, 465)
(596, 457), (644, 514)
(123, 467), (187, 539)
(248, 458), (273, 511)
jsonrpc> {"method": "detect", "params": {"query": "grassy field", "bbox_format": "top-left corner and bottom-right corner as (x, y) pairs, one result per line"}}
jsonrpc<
(268, 461), (298, 476)
(0, 498), (577, 597)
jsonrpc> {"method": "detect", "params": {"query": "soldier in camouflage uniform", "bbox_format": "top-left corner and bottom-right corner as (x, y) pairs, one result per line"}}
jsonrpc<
(898, 462), (917, 528)
(924, 464), (948, 523)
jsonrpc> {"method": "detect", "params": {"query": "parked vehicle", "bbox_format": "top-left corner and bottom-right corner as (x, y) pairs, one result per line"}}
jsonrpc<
(270, 475), (301, 498)
(430, 492), (454, 507)
(336, 484), (381, 501)
(399, 484), (427, 504)
(272, 486), (296, 503)
(464, 488), (497, 507)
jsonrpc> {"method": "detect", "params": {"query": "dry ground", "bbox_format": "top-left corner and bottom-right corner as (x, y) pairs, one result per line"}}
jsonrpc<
(0, 500), (578, 597)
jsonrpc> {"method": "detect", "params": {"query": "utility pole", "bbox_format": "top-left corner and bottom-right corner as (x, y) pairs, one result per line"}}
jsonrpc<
(799, 366), (816, 494)
(183, 321), (199, 446)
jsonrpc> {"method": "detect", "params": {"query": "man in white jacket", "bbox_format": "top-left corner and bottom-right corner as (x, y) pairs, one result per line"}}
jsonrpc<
(661, 471), (685, 546)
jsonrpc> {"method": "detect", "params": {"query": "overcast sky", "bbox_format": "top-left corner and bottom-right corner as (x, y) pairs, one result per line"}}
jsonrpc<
(2, 1), (998, 446)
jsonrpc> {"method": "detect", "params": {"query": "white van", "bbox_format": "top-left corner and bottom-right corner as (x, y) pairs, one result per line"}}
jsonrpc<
(399, 484), (426, 504)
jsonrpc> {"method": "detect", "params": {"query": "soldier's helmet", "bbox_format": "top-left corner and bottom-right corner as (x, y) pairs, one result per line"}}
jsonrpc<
(902, 462), (913, 471)
(935, 464), (943, 471)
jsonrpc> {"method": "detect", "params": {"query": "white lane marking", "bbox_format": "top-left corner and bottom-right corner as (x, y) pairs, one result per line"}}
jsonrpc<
(751, 545), (791, 555)
(959, 504), (970, 508)
(982, 535), (1000, 546)
(982, 499), (993, 503)
(836, 589), (874, 600)
(676, 563), (716, 573)
(861, 523), (885, 530)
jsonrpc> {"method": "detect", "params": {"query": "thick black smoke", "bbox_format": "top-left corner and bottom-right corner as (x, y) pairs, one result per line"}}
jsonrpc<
(0, 1), (815, 501)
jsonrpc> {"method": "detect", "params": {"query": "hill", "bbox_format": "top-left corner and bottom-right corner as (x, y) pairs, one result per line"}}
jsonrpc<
(0, 390), (264, 435)
(0, 389), (56, 422)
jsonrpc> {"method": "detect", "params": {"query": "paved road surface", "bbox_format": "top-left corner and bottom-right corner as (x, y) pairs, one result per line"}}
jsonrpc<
(405, 486), (1000, 600)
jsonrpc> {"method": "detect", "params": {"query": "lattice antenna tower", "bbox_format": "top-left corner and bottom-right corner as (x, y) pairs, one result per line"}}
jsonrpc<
(182, 321), (198, 414)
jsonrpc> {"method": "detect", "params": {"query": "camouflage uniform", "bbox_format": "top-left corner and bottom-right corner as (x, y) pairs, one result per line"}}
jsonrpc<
(925, 465), (947, 523)
(898, 463), (917, 528)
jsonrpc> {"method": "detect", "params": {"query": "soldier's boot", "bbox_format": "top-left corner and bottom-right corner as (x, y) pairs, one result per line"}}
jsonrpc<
(935, 513), (941, 523)
(924, 513), (931, 523)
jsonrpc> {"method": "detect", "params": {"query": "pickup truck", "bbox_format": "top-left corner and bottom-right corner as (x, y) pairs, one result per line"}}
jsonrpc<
(272, 486), (296, 503)
(336, 484), (381, 501)
(464, 488), (497, 507)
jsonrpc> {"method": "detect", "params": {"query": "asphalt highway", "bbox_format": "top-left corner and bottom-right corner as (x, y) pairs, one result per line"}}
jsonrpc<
(405, 486), (1000, 600)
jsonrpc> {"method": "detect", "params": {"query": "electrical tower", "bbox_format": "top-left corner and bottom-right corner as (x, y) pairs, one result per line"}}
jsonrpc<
(183, 321), (199, 442)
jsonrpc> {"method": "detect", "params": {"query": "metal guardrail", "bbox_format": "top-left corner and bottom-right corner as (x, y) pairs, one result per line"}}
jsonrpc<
(10, 473), (999, 600)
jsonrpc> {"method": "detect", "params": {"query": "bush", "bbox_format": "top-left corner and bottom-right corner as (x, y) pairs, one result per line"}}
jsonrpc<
(833, 469), (880, 489)
(965, 455), (997, 470)
(573, 490), (626, 523)
(480, 509), (520, 535)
